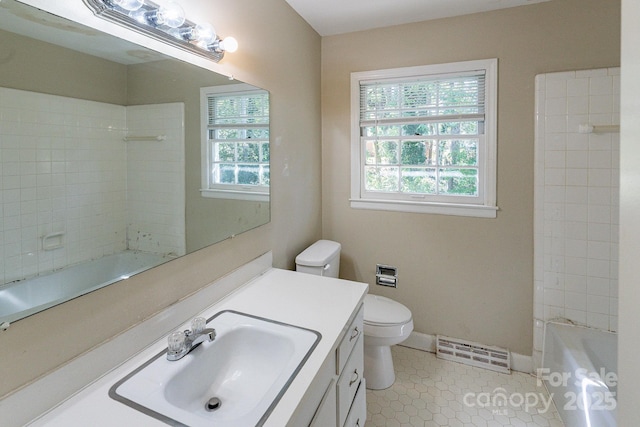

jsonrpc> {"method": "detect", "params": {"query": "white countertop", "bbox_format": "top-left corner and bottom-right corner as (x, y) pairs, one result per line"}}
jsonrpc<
(28, 268), (368, 426)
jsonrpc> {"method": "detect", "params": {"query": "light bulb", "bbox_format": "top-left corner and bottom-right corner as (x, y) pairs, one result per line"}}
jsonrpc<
(139, 1), (185, 28)
(133, 1), (185, 28)
(169, 22), (216, 46)
(219, 36), (238, 53)
(156, 1), (185, 28)
(130, 8), (148, 25)
(193, 23), (217, 46)
(111, 0), (144, 11)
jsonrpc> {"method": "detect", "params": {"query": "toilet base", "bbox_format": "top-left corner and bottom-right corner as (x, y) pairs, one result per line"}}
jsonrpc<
(364, 344), (396, 390)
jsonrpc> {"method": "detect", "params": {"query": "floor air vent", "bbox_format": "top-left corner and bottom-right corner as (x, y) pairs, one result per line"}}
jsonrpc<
(436, 335), (511, 374)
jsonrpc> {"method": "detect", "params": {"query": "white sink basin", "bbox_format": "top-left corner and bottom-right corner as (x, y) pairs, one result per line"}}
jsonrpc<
(109, 310), (320, 426)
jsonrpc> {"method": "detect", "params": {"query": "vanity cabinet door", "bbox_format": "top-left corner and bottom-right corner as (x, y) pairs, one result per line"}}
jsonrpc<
(309, 378), (337, 427)
(343, 377), (366, 427)
(337, 334), (364, 427)
(300, 301), (366, 427)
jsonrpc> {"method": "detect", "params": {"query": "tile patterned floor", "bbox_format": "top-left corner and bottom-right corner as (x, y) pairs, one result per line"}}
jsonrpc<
(365, 346), (564, 427)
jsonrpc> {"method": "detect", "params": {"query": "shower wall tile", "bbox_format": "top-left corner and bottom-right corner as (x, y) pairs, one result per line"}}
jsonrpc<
(0, 89), (187, 286)
(125, 103), (186, 257)
(0, 88), (127, 285)
(564, 291), (586, 311)
(564, 309), (586, 325)
(534, 68), (619, 350)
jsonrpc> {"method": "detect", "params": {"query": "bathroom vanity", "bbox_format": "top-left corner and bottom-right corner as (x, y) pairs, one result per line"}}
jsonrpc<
(24, 257), (368, 427)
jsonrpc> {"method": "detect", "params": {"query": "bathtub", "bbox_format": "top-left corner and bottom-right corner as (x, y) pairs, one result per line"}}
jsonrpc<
(0, 251), (171, 325)
(542, 321), (617, 427)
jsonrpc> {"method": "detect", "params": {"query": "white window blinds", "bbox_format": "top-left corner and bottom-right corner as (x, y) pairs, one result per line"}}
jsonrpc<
(359, 71), (486, 128)
(207, 91), (269, 128)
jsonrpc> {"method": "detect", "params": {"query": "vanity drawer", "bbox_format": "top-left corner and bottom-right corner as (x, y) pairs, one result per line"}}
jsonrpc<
(337, 334), (364, 427)
(336, 304), (363, 375)
(343, 377), (366, 427)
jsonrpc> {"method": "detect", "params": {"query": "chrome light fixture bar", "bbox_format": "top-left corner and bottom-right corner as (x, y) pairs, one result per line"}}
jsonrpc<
(83, 0), (238, 63)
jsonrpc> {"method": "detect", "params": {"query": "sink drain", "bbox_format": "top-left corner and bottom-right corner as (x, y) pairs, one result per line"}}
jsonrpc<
(205, 397), (222, 412)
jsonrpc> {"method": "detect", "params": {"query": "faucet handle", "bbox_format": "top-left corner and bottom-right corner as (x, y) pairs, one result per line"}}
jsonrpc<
(191, 317), (207, 334)
(167, 330), (186, 353)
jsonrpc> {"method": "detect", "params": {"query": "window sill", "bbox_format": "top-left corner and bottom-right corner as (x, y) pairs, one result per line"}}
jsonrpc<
(201, 189), (270, 202)
(350, 198), (498, 218)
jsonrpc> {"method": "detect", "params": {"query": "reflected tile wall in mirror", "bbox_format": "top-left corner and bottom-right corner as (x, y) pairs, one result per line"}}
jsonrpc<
(0, 87), (128, 284)
(0, 88), (187, 286)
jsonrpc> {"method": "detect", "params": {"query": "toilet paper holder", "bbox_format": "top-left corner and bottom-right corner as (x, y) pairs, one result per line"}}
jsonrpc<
(376, 264), (397, 287)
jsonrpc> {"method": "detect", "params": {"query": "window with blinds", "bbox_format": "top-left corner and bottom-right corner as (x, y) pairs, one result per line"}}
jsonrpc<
(350, 59), (498, 218)
(200, 84), (269, 201)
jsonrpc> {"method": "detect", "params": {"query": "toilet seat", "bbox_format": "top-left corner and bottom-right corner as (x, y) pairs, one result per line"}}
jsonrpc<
(364, 294), (412, 326)
(363, 294), (413, 339)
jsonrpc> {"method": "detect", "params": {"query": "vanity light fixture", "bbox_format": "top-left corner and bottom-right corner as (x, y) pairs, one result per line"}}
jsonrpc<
(82, 0), (238, 62)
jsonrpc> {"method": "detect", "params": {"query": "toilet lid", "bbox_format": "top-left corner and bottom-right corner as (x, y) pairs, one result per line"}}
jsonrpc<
(295, 240), (341, 267)
(364, 294), (412, 326)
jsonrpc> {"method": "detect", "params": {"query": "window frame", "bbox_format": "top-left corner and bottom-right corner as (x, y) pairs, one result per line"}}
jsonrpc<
(200, 83), (270, 202)
(350, 59), (498, 218)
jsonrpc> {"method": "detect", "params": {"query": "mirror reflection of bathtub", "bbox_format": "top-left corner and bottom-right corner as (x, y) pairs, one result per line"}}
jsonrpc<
(542, 321), (617, 427)
(0, 251), (174, 324)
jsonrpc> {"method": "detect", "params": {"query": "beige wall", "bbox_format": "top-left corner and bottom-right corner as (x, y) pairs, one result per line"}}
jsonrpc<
(0, 29), (127, 104)
(0, 0), (321, 397)
(618, 0), (640, 422)
(321, 0), (620, 355)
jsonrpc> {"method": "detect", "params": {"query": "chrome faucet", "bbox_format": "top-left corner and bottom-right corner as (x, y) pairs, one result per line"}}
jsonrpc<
(167, 317), (216, 361)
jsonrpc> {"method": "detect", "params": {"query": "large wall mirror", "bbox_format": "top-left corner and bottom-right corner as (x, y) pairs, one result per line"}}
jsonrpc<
(0, 0), (270, 324)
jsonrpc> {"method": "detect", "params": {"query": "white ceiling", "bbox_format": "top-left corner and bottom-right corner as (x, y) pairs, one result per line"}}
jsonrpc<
(284, 0), (550, 36)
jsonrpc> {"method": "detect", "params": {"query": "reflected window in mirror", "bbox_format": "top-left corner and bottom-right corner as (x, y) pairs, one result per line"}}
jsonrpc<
(200, 84), (270, 202)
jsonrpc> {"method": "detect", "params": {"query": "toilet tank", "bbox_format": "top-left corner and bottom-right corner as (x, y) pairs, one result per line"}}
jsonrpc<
(295, 240), (341, 278)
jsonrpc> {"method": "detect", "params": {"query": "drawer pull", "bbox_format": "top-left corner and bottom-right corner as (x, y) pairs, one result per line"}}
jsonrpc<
(349, 326), (360, 342)
(349, 369), (360, 386)
(355, 419), (361, 427)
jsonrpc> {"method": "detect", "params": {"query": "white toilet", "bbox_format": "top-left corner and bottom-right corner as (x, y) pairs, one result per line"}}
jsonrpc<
(296, 240), (414, 390)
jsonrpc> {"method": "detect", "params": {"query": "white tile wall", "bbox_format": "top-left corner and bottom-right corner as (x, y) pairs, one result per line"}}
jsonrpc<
(0, 87), (127, 285)
(0, 88), (186, 286)
(533, 68), (620, 363)
(125, 104), (185, 256)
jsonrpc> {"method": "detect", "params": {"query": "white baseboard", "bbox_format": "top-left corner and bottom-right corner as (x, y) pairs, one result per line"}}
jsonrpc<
(511, 351), (533, 374)
(399, 331), (533, 374)
(401, 330), (436, 352)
